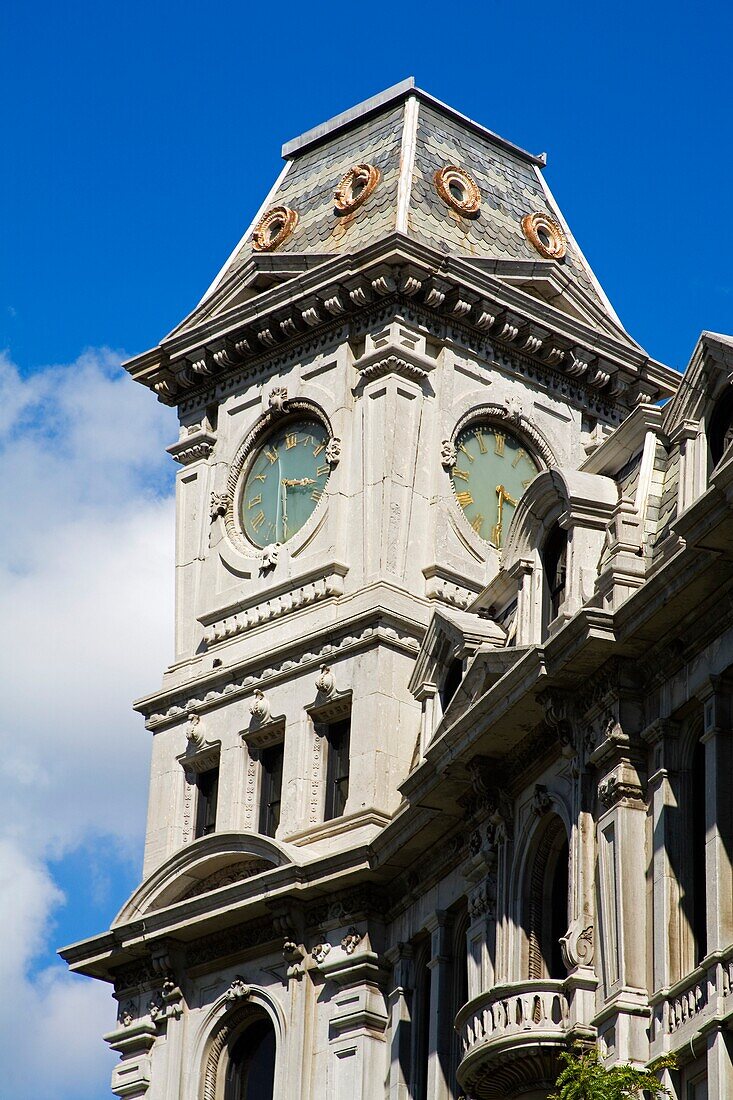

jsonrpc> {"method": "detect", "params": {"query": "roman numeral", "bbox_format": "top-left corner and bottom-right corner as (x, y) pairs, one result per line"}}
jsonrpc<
(456, 491), (473, 507)
(458, 443), (474, 462)
(247, 494), (262, 509)
(251, 510), (266, 531)
(493, 432), (506, 456)
(453, 468), (470, 481)
(316, 464), (329, 477)
(491, 523), (501, 545)
(471, 514), (484, 535)
(285, 434), (298, 449)
(512, 448), (527, 468)
(522, 478), (533, 488)
(265, 448), (278, 464)
(476, 430), (487, 454)
(254, 472), (267, 483)
(311, 488), (322, 503)
(313, 442), (325, 457)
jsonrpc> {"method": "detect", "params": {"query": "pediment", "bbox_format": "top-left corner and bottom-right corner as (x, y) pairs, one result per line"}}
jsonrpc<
(409, 605), (506, 699)
(113, 833), (291, 923)
(465, 257), (639, 347)
(166, 252), (333, 340)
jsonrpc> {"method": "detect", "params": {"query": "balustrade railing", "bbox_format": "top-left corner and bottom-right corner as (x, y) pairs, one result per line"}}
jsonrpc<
(456, 979), (570, 1060)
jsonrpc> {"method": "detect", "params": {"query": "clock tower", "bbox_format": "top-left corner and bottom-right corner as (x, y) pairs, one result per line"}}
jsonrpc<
(61, 79), (677, 1100)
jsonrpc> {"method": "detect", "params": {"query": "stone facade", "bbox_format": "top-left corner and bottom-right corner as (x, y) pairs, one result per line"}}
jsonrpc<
(61, 79), (733, 1099)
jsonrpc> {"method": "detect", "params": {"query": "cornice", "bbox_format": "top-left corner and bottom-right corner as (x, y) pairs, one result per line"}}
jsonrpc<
(124, 235), (677, 414)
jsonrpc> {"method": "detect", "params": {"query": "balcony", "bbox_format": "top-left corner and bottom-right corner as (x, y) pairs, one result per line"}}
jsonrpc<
(455, 979), (587, 1100)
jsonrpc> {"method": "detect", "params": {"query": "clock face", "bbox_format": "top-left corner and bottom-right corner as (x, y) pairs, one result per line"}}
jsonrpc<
(241, 418), (331, 547)
(450, 422), (541, 547)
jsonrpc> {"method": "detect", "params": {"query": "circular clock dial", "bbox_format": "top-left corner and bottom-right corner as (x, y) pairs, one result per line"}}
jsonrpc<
(241, 418), (330, 547)
(451, 423), (541, 547)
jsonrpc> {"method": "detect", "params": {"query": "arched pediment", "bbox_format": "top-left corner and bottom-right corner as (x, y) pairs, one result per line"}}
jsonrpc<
(113, 832), (292, 924)
(502, 467), (618, 573)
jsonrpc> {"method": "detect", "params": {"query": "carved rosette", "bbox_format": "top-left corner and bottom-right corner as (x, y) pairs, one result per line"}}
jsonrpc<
(252, 205), (298, 252)
(434, 165), (481, 215)
(334, 163), (381, 214)
(521, 211), (567, 260)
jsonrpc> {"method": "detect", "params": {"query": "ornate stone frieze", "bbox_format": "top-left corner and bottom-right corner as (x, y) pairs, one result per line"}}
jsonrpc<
(167, 428), (216, 465)
(144, 618), (421, 729)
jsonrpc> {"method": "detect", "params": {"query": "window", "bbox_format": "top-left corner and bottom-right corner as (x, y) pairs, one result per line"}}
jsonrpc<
(542, 524), (568, 625)
(259, 743), (284, 838)
(708, 386), (733, 470)
(323, 717), (351, 820)
(194, 767), (219, 839)
(223, 1015), (276, 1100)
(440, 658), (463, 712)
(525, 816), (570, 980)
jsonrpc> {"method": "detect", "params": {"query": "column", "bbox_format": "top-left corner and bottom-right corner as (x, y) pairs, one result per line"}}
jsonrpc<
(699, 678), (733, 955)
(426, 911), (452, 1100)
(385, 944), (414, 1100)
(707, 1027), (733, 1095)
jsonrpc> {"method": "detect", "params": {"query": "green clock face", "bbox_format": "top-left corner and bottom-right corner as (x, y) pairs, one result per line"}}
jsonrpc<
(241, 418), (330, 547)
(451, 422), (541, 547)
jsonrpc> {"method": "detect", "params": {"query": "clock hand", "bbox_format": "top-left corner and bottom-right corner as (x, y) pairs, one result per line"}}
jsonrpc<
(280, 476), (288, 541)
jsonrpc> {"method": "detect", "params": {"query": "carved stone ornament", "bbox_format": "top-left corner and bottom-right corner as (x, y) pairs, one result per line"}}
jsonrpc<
(521, 211), (567, 260)
(562, 923), (594, 969)
(120, 1001), (135, 1027)
(334, 163), (381, 214)
(532, 783), (553, 816)
(504, 394), (523, 423)
(341, 927), (361, 955)
(224, 976), (251, 1002)
(268, 386), (289, 415)
(210, 492), (229, 521)
(252, 205), (298, 252)
(325, 436), (342, 466)
(434, 165), (481, 216)
(441, 439), (457, 469)
(260, 543), (280, 572)
(315, 664), (336, 698)
(311, 942), (331, 964)
(249, 689), (272, 724)
(186, 712), (205, 747)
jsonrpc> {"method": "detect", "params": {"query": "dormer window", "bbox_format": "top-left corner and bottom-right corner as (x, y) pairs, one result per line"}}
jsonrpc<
(707, 386), (733, 471)
(542, 524), (568, 629)
(440, 658), (463, 712)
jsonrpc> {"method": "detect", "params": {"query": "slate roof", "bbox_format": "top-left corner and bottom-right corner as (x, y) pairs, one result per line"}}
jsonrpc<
(199, 80), (623, 333)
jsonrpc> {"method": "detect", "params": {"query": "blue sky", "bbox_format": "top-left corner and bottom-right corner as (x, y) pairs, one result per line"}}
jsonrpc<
(1, 1), (731, 1097)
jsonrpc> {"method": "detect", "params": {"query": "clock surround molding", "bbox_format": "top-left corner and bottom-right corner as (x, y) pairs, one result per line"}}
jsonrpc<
(222, 399), (336, 558)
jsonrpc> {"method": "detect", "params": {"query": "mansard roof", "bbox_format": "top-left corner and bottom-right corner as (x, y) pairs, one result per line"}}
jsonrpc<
(183, 80), (634, 347)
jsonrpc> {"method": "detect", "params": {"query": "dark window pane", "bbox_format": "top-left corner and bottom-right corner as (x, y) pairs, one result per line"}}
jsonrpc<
(227, 1017), (276, 1100)
(194, 767), (219, 838)
(259, 743), (284, 838)
(324, 717), (351, 820)
(542, 525), (568, 622)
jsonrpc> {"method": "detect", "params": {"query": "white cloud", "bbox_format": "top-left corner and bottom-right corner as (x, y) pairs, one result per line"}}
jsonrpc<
(0, 349), (177, 1099)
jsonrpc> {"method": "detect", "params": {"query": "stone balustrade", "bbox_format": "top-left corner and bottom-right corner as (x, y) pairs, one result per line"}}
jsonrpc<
(455, 979), (573, 1099)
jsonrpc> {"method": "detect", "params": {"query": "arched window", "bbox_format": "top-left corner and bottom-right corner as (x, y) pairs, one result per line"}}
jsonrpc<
(525, 816), (570, 980)
(203, 1006), (277, 1100)
(411, 942), (432, 1100)
(708, 386), (733, 470)
(541, 524), (568, 629)
(225, 1016), (276, 1100)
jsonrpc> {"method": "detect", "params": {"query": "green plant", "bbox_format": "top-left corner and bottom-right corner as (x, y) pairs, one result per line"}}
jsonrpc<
(551, 1047), (677, 1100)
